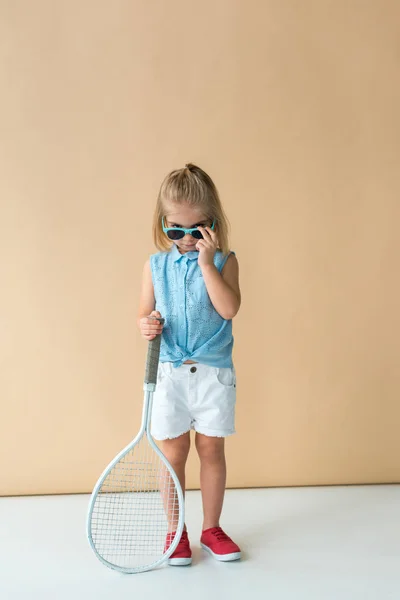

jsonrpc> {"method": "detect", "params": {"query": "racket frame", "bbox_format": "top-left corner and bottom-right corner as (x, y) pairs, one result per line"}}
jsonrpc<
(86, 319), (185, 573)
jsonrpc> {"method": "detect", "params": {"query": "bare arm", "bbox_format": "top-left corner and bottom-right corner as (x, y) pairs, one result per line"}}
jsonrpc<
(137, 259), (163, 340)
(200, 253), (241, 320)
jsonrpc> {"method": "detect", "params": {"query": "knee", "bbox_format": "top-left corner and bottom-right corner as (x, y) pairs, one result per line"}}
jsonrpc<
(161, 434), (190, 466)
(195, 434), (225, 464)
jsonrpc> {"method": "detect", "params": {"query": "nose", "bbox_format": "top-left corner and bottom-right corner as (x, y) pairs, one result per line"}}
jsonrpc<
(181, 234), (196, 247)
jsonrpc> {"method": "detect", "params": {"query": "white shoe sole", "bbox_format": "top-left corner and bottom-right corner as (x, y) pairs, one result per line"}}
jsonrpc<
(168, 557), (192, 566)
(201, 543), (241, 562)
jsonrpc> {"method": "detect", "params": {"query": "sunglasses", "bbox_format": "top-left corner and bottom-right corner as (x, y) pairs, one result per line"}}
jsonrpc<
(162, 217), (215, 241)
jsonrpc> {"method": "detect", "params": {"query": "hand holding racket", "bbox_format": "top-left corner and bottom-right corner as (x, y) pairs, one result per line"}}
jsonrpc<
(139, 310), (164, 341)
(87, 316), (184, 573)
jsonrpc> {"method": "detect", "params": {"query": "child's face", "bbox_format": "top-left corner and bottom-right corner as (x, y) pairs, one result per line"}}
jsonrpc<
(164, 204), (211, 254)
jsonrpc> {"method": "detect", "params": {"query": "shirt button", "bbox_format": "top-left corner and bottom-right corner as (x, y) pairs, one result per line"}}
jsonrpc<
(190, 366), (197, 373)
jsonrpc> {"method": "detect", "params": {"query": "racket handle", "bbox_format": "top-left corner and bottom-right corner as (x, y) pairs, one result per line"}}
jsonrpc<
(144, 316), (165, 385)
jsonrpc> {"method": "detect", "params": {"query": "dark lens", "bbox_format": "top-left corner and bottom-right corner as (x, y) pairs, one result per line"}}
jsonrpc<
(167, 229), (185, 240)
(192, 230), (203, 239)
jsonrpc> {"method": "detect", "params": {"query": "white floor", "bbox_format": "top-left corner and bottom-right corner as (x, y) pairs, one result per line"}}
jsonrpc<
(0, 485), (399, 600)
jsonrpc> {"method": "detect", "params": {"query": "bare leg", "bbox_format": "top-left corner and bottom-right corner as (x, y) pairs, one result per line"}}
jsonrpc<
(195, 433), (226, 531)
(159, 432), (190, 532)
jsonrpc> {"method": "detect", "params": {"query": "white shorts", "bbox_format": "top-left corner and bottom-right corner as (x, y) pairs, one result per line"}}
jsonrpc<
(150, 362), (237, 440)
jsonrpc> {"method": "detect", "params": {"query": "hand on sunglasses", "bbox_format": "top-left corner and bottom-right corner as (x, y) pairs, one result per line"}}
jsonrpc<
(195, 226), (218, 268)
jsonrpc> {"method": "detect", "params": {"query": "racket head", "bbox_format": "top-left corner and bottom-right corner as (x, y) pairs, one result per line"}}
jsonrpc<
(86, 430), (184, 574)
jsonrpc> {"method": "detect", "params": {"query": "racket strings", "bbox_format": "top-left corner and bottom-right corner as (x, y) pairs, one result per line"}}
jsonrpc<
(90, 435), (180, 568)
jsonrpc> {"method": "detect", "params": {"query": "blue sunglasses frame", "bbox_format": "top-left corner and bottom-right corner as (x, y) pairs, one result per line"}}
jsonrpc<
(162, 217), (215, 240)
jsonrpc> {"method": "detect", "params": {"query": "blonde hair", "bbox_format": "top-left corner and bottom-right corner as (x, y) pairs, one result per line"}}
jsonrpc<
(152, 163), (231, 255)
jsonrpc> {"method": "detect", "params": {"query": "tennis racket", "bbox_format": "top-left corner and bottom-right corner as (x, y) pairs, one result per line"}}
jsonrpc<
(86, 317), (185, 573)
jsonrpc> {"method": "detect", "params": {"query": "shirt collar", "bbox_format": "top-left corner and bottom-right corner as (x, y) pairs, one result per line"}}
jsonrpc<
(171, 244), (199, 262)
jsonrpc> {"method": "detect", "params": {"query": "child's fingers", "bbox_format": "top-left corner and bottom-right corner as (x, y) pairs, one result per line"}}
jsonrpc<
(197, 226), (211, 239)
(142, 328), (162, 338)
(146, 325), (163, 335)
(142, 330), (160, 337)
(149, 310), (162, 319)
(141, 317), (163, 327)
(205, 226), (218, 243)
(140, 317), (163, 337)
(142, 318), (161, 326)
(147, 313), (163, 326)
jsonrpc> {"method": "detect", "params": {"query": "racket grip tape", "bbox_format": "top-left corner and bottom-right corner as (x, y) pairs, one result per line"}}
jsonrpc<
(144, 316), (165, 384)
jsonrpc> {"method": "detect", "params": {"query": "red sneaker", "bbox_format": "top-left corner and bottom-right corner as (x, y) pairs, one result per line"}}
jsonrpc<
(201, 527), (241, 562)
(165, 530), (192, 566)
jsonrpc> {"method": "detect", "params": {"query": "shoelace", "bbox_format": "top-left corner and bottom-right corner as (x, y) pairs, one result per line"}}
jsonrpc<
(177, 531), (189, 545)
(211, 528), (231, 543)
(166, 530), (189, 552)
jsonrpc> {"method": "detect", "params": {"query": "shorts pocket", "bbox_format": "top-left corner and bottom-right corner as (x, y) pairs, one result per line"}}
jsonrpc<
(215, 367), (236, 388)
(156, 362), (173, 383)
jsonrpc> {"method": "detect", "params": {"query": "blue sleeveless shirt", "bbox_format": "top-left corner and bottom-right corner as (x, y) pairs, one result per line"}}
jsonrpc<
(150, 244), (234, 368)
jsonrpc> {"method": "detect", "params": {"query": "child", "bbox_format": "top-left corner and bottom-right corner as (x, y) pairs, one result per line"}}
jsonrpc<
(137, 163), (241, 565)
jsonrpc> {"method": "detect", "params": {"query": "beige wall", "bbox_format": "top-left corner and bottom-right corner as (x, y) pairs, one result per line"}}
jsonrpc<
(1, 1), (399, 496)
